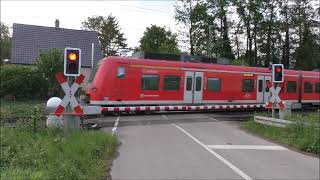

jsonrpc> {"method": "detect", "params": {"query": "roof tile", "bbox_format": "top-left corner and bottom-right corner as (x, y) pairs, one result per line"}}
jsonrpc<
(11, 23), (103, 67)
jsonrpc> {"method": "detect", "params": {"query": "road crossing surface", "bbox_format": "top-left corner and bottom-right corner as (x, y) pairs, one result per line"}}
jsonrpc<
(98, 113), (319, 180)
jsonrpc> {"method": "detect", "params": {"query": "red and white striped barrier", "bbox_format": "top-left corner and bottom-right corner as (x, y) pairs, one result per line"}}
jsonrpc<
(101, 104), (265, 113)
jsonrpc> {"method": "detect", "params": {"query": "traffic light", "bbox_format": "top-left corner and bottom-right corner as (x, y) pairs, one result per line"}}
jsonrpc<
(64, 47), (81, 76)
(272, 64), (284, 83)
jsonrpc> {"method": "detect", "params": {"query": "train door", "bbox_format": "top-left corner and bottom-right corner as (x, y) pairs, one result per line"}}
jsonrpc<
(184, 72), (194, 104)
(257, 75), (271, 103)
(193, 72), (203, 103)
(183, 71), (203, 104)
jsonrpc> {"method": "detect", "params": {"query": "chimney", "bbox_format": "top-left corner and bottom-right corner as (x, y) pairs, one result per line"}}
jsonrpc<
(55, 19), (59, 28)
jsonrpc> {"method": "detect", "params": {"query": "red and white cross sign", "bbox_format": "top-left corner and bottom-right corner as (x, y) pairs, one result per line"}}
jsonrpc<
(265, 81), (285, 109)
(54, 72), (85, 117)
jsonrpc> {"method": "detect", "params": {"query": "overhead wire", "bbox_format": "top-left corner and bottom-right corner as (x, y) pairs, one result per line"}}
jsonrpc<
(112, 4), (172, 14)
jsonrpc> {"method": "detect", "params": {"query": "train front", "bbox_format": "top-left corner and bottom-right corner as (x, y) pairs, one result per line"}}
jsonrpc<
(85, 57), (112, 105)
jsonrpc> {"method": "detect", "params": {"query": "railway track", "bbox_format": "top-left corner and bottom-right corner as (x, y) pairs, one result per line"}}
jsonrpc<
(84, 111), (255, 128)
(1, 108), (317, 128)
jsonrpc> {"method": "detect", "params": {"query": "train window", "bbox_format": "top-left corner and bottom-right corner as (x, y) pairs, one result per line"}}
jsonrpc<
(266, 80), (270, 92)
(207, 78), (221, 92)
(141, 75), (159, 90)
(117, 66), (125, 78)
(186, 76), (193, 91)
(196, 77), (202, 91)
(258, 80), (263, 92)
(242, 79), (254, 92)
(287, 81), (296, 93)
(316, 82), (320, 93)
(304, 82), (313, 93)
(164, 76), (180, 90)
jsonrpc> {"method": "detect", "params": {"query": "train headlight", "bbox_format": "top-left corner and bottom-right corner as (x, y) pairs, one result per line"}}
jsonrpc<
(92, 88), (97, 93)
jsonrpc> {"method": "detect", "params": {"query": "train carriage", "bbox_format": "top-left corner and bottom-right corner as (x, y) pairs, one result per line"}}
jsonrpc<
(87, 56), (320, 108)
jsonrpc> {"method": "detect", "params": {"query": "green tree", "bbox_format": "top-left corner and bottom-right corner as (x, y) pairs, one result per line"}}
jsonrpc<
(139, 25), (180, 53)
(207, 0), (235, 59)
(0, 22), (11, 63)
(292, 0), (320, 70)
(279, 0), (291, 68)
(175, 0), (210, 56)
(234, 0), (254, 65)
(258, 0), (281, 67)
(36, 49), (63, 97)
(294, 26), (320, 70)
(232, 56), (250, 66)
(82, 15), (128, 56)
(192, 2), (211, 56)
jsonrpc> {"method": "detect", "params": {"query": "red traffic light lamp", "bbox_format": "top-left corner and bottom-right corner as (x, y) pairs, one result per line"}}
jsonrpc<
(64, 47), (81, 77)
(276, 67), (282, 73)
(68, 52), (78, 61)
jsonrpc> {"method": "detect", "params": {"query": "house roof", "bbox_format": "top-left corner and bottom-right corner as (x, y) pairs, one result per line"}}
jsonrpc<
(11, 23), (103, 67)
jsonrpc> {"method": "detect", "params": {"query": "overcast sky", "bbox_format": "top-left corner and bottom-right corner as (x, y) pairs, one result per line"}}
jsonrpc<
(1, 1), (177, 49)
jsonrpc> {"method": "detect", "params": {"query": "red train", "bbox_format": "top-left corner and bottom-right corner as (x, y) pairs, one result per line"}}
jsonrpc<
(86, 56), (320, 108)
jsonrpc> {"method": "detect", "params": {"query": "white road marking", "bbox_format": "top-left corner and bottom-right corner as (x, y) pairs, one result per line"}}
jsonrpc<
(173, 123), (252, 180)
(208, 117), (218, 121)
(207, 145), (287, 150)
(201, 114), (218, 121)
(162, 114), (169, 120)
(112, 116), (120, 136)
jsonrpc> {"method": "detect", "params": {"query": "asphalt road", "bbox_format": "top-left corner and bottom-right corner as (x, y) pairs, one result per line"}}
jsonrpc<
(100, 113), (319, 180)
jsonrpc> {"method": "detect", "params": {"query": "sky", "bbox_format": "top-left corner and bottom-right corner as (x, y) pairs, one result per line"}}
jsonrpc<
(1, 0), (177, 49)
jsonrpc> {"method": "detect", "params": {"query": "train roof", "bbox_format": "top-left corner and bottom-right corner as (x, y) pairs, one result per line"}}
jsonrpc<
(102, 56), (320, 76)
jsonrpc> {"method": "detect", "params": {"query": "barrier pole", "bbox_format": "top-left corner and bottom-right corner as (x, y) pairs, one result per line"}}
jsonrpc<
(271, 82), (276, 118)
(63, 77), (81, 131)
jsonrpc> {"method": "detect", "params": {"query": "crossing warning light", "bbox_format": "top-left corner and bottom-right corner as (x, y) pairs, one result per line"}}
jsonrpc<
(64, 47), (81, 76)
(272, 64), (284, 83)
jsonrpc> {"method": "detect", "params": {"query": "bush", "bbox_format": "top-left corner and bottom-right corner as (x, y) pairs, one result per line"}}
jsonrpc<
(0, 65), (47, 98)
(232, 57), (250, 66)
(0, 48), (64, 99)
(36, 48), (64, 97)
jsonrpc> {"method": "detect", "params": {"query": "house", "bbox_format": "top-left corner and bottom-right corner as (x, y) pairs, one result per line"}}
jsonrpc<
(11, 20), (103, 88)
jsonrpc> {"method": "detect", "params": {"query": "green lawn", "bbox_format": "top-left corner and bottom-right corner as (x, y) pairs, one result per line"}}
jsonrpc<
(0, 100), (46, 118)
(242, 115), (320, 154)
(255, 111), (320, 123)
(285, 112), (320, 124)
(0, 127), (118, 180)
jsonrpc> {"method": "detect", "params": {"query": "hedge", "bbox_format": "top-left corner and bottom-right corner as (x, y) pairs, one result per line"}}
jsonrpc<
(0, 65), (47, 99)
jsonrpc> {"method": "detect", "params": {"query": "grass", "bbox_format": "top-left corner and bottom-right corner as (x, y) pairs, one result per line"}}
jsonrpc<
(242, 116), (320, 154)
(0, 100), (46, 118)
(255, 111), (320, 123)
(285, 112), (320, 124)
(0, 126), (118, 180)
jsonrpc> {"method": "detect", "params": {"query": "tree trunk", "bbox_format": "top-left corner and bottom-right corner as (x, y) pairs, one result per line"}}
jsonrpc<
(189, 1), (194, 55)
(282, 3), (290, 68)
(247, 23), (253, 65)
(298, 5), (302, 47)
(253, 21), (258, 66)
(235, 28), (240, 59)
(265, 4), (274, 67)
